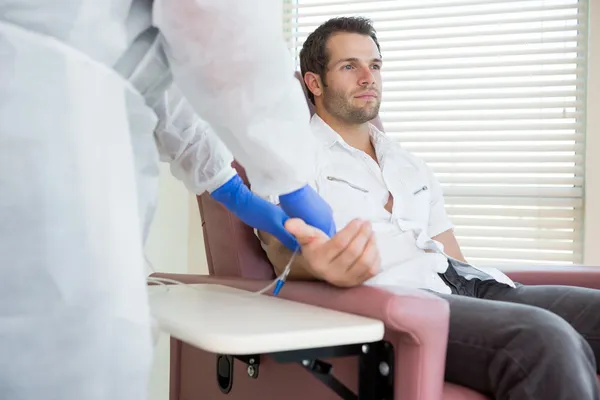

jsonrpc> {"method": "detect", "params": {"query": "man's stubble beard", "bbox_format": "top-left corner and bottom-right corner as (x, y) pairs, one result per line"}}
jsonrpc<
(322, 85), (381, 124)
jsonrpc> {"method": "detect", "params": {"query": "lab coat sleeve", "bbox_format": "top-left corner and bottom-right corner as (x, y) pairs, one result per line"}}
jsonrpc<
(153, 85), (237, 194)
(152, 0), (317, 197)
(425, 164), (455, 238)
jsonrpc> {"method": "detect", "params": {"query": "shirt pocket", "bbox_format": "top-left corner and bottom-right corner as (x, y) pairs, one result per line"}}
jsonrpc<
(324, 176), (370, 193)
(395, 168), (431, 225)
(316, 167), (374, 226)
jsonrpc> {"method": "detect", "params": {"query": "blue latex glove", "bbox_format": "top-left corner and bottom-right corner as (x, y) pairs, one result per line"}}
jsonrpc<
(279, 185), (336, 238)
(211, 174), (299, 251)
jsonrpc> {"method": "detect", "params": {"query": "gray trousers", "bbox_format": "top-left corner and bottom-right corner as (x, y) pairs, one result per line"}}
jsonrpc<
(436, 261), (600, 400)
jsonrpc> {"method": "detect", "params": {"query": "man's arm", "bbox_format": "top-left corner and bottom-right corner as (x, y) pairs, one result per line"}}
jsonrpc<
(258, 230), (317, 280)
(423, 162), (467, 261)
(433, 229), (467, 263)
(258, 219), (381, 287)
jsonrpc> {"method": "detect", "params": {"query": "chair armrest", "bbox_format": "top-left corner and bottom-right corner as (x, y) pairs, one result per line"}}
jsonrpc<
(149, 273), (449, 344)
(500, 265), (600, 289)
(150, 273), (450, 400)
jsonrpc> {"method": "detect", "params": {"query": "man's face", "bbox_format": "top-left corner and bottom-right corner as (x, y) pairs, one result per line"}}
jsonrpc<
(320, 32), (382, 124)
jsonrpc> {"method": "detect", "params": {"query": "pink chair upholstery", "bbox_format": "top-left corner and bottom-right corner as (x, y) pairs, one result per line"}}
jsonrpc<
(151, 73), (600, 400)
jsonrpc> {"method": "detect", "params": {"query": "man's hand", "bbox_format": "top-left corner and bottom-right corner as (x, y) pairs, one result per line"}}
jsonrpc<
(284, 218), (381, 287)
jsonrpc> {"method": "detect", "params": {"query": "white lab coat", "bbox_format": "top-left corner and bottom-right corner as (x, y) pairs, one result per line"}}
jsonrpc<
(141, 84), (238, 240)
(0, 1), (315, 399)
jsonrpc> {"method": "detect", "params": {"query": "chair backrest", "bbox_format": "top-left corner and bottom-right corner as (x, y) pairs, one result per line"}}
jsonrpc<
(197, 72), (383, 278)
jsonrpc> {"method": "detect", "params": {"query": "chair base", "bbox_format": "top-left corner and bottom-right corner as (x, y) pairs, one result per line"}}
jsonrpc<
(175, 339), (394, 400)
(169, 338), (490, 400)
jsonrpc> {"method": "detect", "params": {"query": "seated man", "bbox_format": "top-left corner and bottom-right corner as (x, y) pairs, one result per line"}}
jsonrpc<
(258, 17), (600, 400)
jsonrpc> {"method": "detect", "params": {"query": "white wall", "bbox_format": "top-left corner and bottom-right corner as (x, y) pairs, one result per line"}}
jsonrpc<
(187, 193), (209, 274)
(146, 164), (208, 400)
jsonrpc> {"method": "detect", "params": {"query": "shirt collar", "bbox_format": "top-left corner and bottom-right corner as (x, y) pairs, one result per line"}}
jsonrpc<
(310, 114), (397, 157)
(310, 114), (343, 147)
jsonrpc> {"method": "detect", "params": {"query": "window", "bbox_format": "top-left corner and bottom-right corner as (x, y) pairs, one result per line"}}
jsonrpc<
(283, 0), (589, 266)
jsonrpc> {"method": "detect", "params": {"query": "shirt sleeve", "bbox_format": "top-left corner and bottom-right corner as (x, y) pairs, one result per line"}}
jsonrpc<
(424, 163), (454, 238)
(153, 84), (236, 194)
(153, 0), (317, 197)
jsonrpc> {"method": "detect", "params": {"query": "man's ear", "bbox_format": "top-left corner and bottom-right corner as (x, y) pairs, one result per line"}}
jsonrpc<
(304, 72), (323, 99)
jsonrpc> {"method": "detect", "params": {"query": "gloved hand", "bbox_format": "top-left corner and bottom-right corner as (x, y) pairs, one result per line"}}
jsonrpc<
(211, 174), (299, 251)
(279, 185), (336, 238)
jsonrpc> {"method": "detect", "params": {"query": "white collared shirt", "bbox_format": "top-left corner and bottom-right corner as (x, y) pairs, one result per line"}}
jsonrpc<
(269, 114), (515, 294)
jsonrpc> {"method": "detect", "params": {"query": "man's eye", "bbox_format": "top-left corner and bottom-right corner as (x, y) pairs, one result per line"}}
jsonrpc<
(343, 65), (354, 70)
(372, 64), (381, 70)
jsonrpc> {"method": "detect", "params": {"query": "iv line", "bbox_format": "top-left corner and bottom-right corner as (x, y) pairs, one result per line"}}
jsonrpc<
(147, 247), (299, 296)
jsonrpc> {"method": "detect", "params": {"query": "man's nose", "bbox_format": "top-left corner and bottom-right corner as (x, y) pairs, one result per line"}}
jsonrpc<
(358, 66), (375, 86)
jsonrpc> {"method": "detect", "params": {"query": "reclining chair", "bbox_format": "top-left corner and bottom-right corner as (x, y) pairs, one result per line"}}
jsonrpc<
(152, 74), (600, 400)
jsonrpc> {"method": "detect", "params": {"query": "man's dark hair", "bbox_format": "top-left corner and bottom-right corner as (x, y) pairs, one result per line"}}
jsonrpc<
(299, 17), (381, 104)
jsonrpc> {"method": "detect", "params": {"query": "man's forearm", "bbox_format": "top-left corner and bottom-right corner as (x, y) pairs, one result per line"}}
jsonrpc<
(433, 229), (467, 263)
(258, 231), (318, 280)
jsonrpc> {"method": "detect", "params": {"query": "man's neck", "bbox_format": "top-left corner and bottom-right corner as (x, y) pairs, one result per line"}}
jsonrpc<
(316, 110), (374, 157)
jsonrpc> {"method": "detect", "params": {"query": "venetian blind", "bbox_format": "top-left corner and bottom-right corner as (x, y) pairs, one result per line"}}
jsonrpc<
(283, 0), (589, 266)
